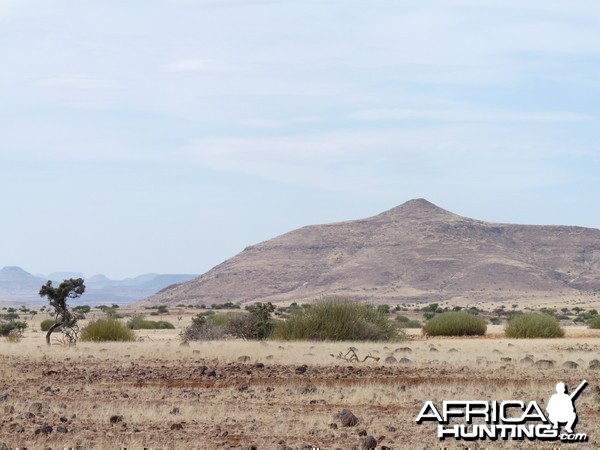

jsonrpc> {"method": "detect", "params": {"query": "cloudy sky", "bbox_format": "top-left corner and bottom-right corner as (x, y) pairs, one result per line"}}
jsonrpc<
(1, 0), (599, 279)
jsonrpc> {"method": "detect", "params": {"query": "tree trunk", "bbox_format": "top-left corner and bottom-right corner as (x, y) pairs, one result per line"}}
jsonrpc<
(45, 322), (63, 346)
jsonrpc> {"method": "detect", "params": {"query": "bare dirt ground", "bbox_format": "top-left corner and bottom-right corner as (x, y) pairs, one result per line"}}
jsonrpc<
(1, 321), (600, 449)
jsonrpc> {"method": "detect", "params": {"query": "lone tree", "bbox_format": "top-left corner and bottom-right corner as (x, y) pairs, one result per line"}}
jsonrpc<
(39, 278), (85, 345)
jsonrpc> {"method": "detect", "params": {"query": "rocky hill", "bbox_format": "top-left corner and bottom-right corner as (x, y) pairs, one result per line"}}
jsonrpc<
(138, 199), (600, 307)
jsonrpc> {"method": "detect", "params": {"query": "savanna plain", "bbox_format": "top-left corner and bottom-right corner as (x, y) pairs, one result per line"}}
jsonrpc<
(1, 304), (600, 450)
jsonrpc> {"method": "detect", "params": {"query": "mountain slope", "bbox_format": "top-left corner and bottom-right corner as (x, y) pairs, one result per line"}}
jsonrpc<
(0, 266), (46, 303)
(138, 199), (600, 306)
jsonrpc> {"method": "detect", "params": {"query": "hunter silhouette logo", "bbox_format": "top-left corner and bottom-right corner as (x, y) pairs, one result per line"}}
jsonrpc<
(546, 380), (587, 434)
(416, 380), (589, 442)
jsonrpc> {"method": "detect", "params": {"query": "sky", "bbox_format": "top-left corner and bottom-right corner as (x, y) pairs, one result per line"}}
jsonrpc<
(1, 0), (599, 279)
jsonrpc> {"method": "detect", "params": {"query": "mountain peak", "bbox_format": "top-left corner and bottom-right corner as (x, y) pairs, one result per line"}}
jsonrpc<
(377, 198), (455, 220)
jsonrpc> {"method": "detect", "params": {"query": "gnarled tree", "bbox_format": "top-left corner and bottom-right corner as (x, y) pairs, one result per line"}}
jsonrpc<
(39, 278), (85, 345)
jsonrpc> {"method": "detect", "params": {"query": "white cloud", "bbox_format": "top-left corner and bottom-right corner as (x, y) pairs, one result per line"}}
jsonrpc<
(350, 108), (593, 123)
(238, 117), (320, 128)
(165, 58), (233, 73)
(36, 75), (121, 90)
(180, 124), (582, 194)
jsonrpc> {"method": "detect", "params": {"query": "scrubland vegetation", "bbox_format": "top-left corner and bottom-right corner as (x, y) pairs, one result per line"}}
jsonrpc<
(422, 311), (487, 336)
(504, 313), (565, 338)
(80, 318), (136, 342)
(271, 298), (399, 341)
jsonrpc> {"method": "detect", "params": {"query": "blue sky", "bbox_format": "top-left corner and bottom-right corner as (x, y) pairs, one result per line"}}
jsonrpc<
(1, 0), (599, 279)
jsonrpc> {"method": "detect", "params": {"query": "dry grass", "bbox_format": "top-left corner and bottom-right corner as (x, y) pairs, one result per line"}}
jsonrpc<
(1, 310), (599, 449)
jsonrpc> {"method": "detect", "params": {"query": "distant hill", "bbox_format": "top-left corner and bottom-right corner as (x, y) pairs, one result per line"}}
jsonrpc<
(138, 199), (600, 307)
(0, 267), (197, 305)
(0, 266), (46, 304)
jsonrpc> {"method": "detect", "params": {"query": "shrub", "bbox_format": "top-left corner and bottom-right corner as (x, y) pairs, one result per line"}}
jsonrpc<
(80, 318), (135, 342)
(422, 311), (486, 337)
(588, 316), (600, 329)
(399, 319), (422, 329)
(0, 320), (27, 336)
(504, 313), (564, 338)
(127, 314), (175, 330)
(180, 312), (234, 341)
(271, 298), (399, 341)
(6, 331), (22, 343)
(40, 319), (56, 332)
(395, 315), (422, 329)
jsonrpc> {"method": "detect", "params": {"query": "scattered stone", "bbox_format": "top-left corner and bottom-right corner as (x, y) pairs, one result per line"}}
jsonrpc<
(60, 416), (68, 422)
(170, 407), (180, 415)
(29, 402), (43, 414)
(398, 357), (412, 364)
(3, 405), (14, 414)
(207, 369), (217, 377)
(198, 365), (208, 375)
(384, 356), (397, 364)
(589, 359), (600, 370)
(254, 362), (265, 369)
(385, 425), (397, 432)
(562, 361), (579, 369)
(295, 365), (308, 374)
(238, 355), (251, 363)
(170, 423), (184, 430)
(56, 426), (68, 433)
(0, 394), (7, 402)
(237, 383), (249, 392)
(110, 415), (123, 424)
(535, 360), (555, 369)
(519, 356), (534, 365)
(34, 424), (53, 435)
(328, 423), (338, 429)
(299, 384), (317, 395)
(358, 429), (367, 436)
(121, 392), (129, 398)
(448, 348), (458, 353)
(501, 357), (512, 363)
(362, 435), (377, 449)
(339, 409), (359, 427)
(394, 347), (412, 353)
(429, 347), (439, 352)
(266, 355), (274, 360)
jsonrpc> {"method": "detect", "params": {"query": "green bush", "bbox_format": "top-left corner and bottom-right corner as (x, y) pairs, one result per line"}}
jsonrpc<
(40, 319), (56, 332)
(422, 311), (487, 336)
(180, 312), (238, 341)
(271, 298), (399, 341)
(588, 316), (600, 329)
(80, 318), (136, 342)
(504, 313), (564, 338)
(0, 322), (15, 336)
(127, 314), (175, 330)
(395, 315), (422, 328)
